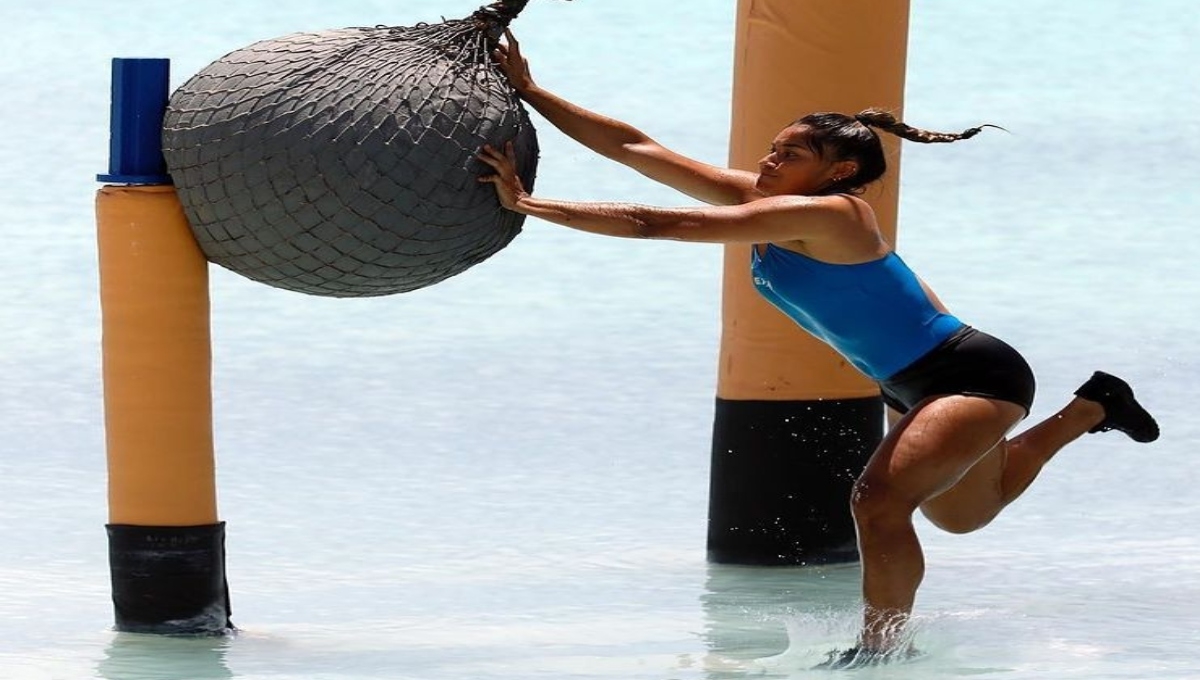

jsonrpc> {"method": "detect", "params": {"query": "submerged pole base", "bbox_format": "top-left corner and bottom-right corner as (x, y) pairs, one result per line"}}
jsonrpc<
(707, 396), (882, 565)
(107, 523), (233, 635)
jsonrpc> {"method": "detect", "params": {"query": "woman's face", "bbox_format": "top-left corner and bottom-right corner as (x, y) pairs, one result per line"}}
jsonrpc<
(755, 125), (856, 196)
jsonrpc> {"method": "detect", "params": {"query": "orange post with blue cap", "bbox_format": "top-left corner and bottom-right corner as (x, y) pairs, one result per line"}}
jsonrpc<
(96, 57), (232, 634)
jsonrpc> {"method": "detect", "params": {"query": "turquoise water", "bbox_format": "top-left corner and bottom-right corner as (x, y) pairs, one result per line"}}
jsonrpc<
(2, 0), (1199, 678)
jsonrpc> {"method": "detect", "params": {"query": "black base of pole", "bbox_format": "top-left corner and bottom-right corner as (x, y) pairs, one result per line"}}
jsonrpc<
(707, 396), (883, 565)
(107, 522), (233, 635)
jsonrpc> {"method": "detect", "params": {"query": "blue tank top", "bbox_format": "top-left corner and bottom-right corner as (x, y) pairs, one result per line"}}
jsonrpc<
(750, 244), (964, 380)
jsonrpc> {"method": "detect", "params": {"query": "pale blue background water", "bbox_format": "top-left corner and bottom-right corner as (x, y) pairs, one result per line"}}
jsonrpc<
(2, 1), (1198, 678)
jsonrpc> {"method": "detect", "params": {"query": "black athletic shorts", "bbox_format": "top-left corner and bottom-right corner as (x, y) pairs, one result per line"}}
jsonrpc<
(878, 325), (1036, 415)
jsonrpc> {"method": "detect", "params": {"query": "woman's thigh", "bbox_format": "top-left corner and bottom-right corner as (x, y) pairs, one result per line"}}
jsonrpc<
(858, 395), (1024, 511)
(918, 441), (1008, 533)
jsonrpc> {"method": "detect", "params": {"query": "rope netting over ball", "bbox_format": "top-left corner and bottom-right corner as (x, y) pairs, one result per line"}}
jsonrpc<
(162, 0), (552, 297)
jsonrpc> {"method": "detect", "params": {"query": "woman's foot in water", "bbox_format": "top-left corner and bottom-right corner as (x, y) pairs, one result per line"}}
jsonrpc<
(812, 645), (924, 670)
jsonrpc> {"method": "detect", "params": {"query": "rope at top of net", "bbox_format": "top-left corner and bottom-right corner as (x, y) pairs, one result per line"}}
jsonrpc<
(471, 0), (572, 34)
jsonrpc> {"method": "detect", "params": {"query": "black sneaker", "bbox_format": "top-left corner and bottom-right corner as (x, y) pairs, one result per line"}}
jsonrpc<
(812, 646), (922, 670)
(1074, 371), (1159, 443)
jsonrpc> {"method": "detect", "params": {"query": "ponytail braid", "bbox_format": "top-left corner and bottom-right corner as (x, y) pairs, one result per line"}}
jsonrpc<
(788, 109), (1003, 196)
(854, 108), (1004, 143)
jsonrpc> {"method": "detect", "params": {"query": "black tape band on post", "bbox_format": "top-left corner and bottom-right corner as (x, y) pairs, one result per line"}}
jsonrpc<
(707, 397), (881, 565)
(107, 524), (232, 634)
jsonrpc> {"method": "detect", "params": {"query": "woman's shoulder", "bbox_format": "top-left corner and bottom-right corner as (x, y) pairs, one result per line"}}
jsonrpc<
(745, 191), (872, 209)
(764, 194), (884, 259)
(824, 193), (879, 228)
(745, 192), (876, 226)
(827, 192), (875, 213)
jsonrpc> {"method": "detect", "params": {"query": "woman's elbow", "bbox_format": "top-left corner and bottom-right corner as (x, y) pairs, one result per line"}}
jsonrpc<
(611, 136), (658, 162)
(631, 217), (694, 241)
(629, 219), (660, 239)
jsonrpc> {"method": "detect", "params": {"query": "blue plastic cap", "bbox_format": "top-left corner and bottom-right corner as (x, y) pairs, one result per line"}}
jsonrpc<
(97, 58), (172, 184)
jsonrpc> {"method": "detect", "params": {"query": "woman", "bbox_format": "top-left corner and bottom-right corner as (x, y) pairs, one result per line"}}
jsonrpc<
(478, 30), (1159, 667)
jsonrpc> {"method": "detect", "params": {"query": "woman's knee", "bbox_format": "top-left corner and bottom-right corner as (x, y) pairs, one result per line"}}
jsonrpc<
(854, 476), (994, 536)
(850, 476), (918, 532)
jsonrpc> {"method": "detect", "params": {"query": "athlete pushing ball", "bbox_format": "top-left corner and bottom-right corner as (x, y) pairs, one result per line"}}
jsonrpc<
(478, 30), (1159, 667)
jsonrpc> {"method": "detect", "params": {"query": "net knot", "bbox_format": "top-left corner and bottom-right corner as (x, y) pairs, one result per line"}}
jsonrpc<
(472, 0), (531, 37)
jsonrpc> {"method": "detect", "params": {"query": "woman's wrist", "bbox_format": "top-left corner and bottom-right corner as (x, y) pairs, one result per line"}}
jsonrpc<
(515, 82), (548, 102)
(511, 193), (536, 215)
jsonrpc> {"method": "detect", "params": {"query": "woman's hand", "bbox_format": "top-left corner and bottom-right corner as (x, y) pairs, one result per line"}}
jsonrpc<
(477, 141), (530, 212)
(493, 29), (535, 94)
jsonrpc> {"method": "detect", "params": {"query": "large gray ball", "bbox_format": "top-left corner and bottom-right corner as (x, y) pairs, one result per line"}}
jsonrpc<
(162, 26), (538, 297)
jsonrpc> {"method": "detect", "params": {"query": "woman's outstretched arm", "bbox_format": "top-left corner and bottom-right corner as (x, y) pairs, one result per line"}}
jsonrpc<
(478, 142), (853, 244)
(495, 30), (757, 206)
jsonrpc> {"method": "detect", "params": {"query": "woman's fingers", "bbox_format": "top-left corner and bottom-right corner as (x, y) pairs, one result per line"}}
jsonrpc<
(477, 144), (513, 172)
(491, 44), (513, 77)
(477, 143), (522, 194)
(476, 143), (526, 211)
(493, 29), (533, 93)
(493, 31), (517, 65)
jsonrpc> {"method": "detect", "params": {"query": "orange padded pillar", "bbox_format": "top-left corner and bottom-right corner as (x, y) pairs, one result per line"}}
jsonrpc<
(97, 184), (216, 527)
(707, 0), (910, 564)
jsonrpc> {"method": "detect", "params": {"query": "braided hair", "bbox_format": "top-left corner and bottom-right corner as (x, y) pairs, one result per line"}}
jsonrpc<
(791, 109), (1002, 196)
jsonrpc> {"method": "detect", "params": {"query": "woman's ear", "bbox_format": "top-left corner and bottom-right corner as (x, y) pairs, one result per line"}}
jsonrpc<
(832, 159), (859, 181)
